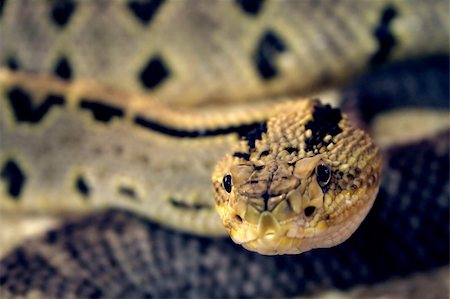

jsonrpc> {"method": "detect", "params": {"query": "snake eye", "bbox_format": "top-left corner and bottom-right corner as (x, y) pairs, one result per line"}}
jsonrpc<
(223, 174), (232, 193)
(316, 164), (331, 187)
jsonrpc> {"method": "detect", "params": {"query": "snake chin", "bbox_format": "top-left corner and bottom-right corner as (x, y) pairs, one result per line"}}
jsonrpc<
(215, 155), (381, 255)
(226, 185), (379, 255)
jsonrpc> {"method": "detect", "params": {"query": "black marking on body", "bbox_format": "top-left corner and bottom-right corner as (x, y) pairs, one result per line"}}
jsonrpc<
(243, 122), (267, 150)
(139, 55), (170, 89)
(128, 0), (164, 25)
(169, 198), (210, 211)
(305, 104), (342, 152)
(50, 0), (76, 28)
(53, 56), (72, 80)
(233, 152), (250, 161)
(118, 186), (139, 200)
(79, 100), (124, 123)
(0, 0), (5, 18)
(6, 88), (65, 123)
(254, 30), (286, 80)
(235, 0), (265, 16)
(370, 5), (398, 66)
(1, 159), (26, 199)
(135, 116), (266, 139)
(75, 176), (90, 198)
(6, 56), (19, 70)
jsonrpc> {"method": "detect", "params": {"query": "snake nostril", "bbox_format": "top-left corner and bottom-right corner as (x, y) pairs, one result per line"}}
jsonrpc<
(235, 215), (243, 222)
(304, 206), (316, 217)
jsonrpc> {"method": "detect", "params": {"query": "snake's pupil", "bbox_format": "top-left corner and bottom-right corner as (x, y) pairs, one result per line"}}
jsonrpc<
(223, 174), (232, 193)
(316, 164), (331, 186)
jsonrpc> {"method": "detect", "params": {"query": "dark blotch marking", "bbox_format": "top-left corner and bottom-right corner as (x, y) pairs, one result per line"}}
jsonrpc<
(7, 88), (65, 123)
(1, 159), (26, 199)
(0, 0), (5, 18)
(75, 176), (90, 197)
(304, 206), (316, 217)
(139, 55), (170, 89)
(243, 122), (267, 150)
(45, 230), (59, 244)
(305, 103), (342, 152)
(135, 115), (266, 139)
(6, 56), (19, 70)
(370, 5), (398, 66)
(169, 198), (210, 211)
(254, 165), (264, 171)
(50, 0), (76, 27)
(119, 186), (138, 200)
(254, 30), (286, 80)
(235, 0), (265, 16)
(233, 152), (250, 161)
(76, 286), (103, 299)
(53, 57), (72, 80)
(285, 147), (298, 154)
(128, 0), (164, 25)
(79, 100), (124, 123)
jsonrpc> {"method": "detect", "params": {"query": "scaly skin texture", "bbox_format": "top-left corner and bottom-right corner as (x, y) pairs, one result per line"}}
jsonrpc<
(0, 0), (448, 295)
(0, 0), (446, 256)
(0, 69), (280, 236)
(1, 1), (448, 106)
(213, 100), (381, 254)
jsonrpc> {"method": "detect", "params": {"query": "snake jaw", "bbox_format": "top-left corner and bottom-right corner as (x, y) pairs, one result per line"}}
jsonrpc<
(213, 99), (382, 255)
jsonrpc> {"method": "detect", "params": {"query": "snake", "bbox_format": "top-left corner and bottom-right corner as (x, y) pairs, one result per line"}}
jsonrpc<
(0, 0), (449, 297)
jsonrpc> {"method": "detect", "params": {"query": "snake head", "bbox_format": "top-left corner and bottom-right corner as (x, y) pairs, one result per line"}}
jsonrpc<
(212, 99), (382, 255)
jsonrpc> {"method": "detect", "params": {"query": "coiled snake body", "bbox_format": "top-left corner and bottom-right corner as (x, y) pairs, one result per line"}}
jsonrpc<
(0, 1), (448, 298)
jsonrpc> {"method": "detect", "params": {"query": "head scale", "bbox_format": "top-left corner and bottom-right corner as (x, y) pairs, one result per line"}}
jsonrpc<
(212, 99), (381, 255)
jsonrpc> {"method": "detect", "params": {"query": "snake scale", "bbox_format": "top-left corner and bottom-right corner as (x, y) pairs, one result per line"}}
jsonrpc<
(0, 0), (449, 298)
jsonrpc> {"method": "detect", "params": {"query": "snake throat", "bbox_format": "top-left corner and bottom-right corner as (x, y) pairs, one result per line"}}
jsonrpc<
(213, 99), (382, 255)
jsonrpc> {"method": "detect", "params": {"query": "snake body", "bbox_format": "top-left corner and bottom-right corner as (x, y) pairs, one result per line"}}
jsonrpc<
(0, 129), (448, 298)
(0, 0), (449, 297)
